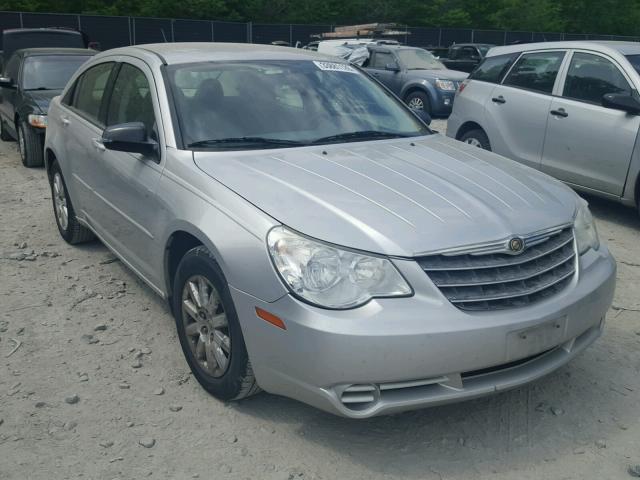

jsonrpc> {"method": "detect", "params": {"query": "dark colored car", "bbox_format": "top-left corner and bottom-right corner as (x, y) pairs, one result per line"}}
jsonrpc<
(2, 28), (89, 70)
(362, 45), (468, 116)
(441, 43), (495, 73)
(0, 48), (95, 166)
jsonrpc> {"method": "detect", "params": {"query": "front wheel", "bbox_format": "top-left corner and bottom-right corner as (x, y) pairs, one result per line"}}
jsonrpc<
(459, 128), (491, 151)
(18, 122), (44, 167)
(173, 246), (260, 401)
(405, 91), (431, 115)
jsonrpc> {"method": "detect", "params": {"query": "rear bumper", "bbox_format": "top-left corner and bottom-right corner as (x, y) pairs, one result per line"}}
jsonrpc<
(231, 247), (615, 418)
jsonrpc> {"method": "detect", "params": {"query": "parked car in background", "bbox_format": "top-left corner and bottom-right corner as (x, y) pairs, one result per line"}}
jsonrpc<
(45, 43), (614, 418)
(0, 48), (95, 166)
(316, 39), (399, 58)
(448, 41), (640, 215)
(441, 43), (495, 73)
(362, 45), (468, 116)
(1, 28), (89, 71)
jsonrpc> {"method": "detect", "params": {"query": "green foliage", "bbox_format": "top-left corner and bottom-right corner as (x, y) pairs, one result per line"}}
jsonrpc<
(0, 0), (638, 36)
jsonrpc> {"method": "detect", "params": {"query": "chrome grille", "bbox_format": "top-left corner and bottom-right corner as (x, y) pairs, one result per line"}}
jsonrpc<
(417, 227), (576, 311)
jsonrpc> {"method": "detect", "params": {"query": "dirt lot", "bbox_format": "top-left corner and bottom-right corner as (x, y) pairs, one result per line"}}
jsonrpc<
(1, 124), (639, 480)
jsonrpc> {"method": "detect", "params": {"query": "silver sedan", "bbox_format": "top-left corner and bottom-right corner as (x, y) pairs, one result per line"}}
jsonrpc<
(44, 43), (615, 418)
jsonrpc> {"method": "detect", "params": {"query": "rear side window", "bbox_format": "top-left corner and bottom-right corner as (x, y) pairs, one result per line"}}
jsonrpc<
(469, 53), (519, 83)
(563, 52), (631, 105)
(72, 62), (114, 124)
(503, 51), (565, 94)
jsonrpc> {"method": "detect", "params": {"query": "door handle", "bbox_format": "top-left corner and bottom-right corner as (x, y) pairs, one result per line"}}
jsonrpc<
(491, 96), (506, 104)
(61, 117), (70, 126)
(550, 108), (568, 118)
(92, 138), (106, 152)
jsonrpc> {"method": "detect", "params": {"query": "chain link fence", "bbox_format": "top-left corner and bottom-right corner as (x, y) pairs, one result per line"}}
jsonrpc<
(1, 11), (638, 50)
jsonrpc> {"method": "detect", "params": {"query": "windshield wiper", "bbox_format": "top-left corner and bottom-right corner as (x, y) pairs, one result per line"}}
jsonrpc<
(311, 130), (411, 145)
(187, 137), (306, 149)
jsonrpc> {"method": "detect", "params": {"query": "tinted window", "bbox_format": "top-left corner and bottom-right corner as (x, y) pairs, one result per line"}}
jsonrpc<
(371, 52), (394, 69)
(4, 54), (20, 80)
(167, 60), (429, 149)
(21, 55), (91, 90)
(458, 47), (478, 60)
(106, 64), (156, 138)
(626, 54), (640, 74)
(72, 62), (113, 123)
(503, 51), (565, 94)
(563, 53), (630, 104)
(470, 53), (519, 83)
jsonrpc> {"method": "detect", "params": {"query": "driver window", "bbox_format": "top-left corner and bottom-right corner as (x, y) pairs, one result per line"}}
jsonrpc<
(371, 52), (394, 69)
(106, 63), (157, 140)
(562, 52), (631, 105)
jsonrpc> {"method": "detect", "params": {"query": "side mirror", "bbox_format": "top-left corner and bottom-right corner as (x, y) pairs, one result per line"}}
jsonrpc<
(415, 109), (432, 125)
(385, 63), (400, 72)
(102, 122), (157, 156)
(0, 77), (15, 88)
(602, 93), (640, 115)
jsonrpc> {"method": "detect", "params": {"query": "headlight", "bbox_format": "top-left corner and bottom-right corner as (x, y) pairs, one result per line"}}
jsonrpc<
(435, 79), (456, 91)
(574, 203), (599, 254)
(28, 114), (47, 128)
(267, 226), (412, 309)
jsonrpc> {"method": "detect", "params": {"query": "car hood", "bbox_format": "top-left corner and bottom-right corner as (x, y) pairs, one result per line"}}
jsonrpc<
(406, 69), (468, 81)
(193, 135), (579, 257)
(24, 89), (61, 113)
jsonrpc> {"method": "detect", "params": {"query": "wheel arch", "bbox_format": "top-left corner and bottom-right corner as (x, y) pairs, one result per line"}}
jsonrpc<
(401, 83), (433, 103)
(455, 120), (486, 141)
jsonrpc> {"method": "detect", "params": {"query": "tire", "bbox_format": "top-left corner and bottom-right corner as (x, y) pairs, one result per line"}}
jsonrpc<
(18, 122), (44, 167)
(405, 91), (431, 115)
(49, 161), (95, 244)
(173, 246), (261, 401)
(459, 128), (491, 151)
(0, 120), (13, 141)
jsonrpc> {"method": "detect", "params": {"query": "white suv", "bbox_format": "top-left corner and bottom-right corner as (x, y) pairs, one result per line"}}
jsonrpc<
(447, 41), (640, 215)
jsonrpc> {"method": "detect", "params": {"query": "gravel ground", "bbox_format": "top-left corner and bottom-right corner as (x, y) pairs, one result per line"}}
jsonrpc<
(1, 128), (640, 480)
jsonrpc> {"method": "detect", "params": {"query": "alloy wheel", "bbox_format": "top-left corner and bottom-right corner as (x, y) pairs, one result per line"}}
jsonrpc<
(408, 97), (424, 110)
(52, 172), (69, 231)
(464, 137), (483, 148)
(181, 275), (231, 378)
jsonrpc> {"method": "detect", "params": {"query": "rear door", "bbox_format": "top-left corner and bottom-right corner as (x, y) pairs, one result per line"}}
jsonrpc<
(484, 50), (567, 169)
(541, 51), (639, 196)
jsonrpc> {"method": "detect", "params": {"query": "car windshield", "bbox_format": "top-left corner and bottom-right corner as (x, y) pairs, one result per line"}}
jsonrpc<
(625, 54), (640, 74)
(396, 49), (446, 70)
(478, 45), (492, 56)
(22, 55), (91, 90)
(166, 60), (430, 150)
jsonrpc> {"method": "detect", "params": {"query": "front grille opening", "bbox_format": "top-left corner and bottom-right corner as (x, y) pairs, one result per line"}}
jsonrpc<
(418, 227), (576, 311)
(461, 348), (554, 379)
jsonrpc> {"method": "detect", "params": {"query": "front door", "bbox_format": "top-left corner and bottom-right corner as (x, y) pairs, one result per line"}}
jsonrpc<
(483, 50), (567, 170)
(366, 51), (402, 95)
(90, 60), (165, 285)
(541, 51), (639, 196)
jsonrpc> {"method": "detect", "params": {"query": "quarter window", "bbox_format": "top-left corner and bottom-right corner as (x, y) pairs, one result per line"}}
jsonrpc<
(470, 53), (519, 83)
(106, 63), (156, 139)
(503, 51), (565, 94)
(563, 52), (631, 105)
(371, 52), (394, 69)
(72, 62), (114, 124)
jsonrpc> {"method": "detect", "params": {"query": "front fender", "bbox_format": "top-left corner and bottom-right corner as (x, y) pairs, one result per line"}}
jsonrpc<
(400, 80), (435, 101)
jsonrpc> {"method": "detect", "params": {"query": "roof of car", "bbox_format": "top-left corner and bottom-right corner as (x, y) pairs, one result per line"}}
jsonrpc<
(3, 28), (83, 35)
(450, 43), (495, 48)
(99, 42), (336, 65)
(488, 40), (640, 57)
(16, 47), (96, 57)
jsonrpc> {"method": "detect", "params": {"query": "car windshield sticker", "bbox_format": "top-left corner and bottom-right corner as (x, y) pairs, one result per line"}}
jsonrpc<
(313, 61), (358, 73)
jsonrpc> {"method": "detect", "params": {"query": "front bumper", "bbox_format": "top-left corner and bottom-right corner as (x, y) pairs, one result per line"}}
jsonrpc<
(431, 91), (457, 116)
(231, 246), (615, 418)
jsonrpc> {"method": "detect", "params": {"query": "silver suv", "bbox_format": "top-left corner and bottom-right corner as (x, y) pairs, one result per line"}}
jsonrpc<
(45, 43), (615, 418)
(448, 41), (640, 215)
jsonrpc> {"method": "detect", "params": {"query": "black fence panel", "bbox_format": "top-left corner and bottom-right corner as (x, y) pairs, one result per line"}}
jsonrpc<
(79, 15), (130, 50)
(212, 21), (247, 42)
(505, 31), (533, 44)
(472, 30), (504, 45)
(0, 12), (21, 48)
(21, 12), (78, 29)
(406, 27), (440, 47)
(564, 33), (588, 41)
(173, 19), (212, 42)
(612, 35), (640, 42)
(532, 32), (563, 42)
(291, 24), (330, 46)
(440, 28), (472, 46)
(252, 23), (290, 44)
(133, 17), (172, 44)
